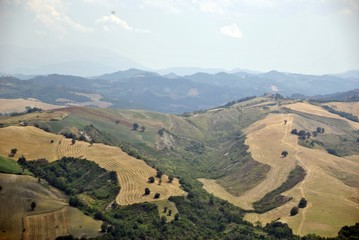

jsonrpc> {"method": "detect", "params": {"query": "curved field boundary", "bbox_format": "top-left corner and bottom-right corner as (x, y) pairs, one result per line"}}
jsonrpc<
(0, 126), (186, 206)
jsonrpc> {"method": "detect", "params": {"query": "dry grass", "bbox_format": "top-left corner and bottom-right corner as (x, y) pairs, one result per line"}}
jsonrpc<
(0, 98), (63, 113)
(0, 111), (68, 126)
(200, 106), (359, 237)
(326, 102), (359, 117)
(0, 126), (186, 206)
(68, 92), (113, 108)
(286, 102), (359, 129)
(0, 173), (101, 240)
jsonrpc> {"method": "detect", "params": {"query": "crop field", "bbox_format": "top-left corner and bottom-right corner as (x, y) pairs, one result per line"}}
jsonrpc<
(0, 111), (68, 126)
(0, 126), (186, 206)
(0, 173), (101, 240)
(286, 102), (359, 129)
(200, 102), (359, 237)
(326, 101), (359, 117)
(0, 98), (63, 113)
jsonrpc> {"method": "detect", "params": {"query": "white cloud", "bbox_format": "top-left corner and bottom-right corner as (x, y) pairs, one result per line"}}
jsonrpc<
(96, 15), (133, 31)
(220, 23), (242, 39)
(96, 14), (151, 33)
(26, 0), (92, 33)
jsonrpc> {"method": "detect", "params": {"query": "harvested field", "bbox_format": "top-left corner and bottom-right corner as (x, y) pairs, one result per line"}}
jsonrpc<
(200, 107), (359, 236)
(0, 173), (101, 240)
(326, 102), (359, 117)
(0, 126), (186, 206)
(0, 98), (63, 113)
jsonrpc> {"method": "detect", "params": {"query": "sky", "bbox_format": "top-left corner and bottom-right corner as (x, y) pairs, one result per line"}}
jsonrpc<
(0, 0), (359, 75)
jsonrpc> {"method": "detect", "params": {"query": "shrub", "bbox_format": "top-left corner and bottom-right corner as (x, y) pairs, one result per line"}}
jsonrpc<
(298, 198), (307, 208)
(154, 193), (160, 199)
(290, 206), (299, 216)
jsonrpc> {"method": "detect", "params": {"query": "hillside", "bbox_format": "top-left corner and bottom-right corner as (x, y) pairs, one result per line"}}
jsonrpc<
(0, 126), (186, 206)
(0, 97), (358, 238)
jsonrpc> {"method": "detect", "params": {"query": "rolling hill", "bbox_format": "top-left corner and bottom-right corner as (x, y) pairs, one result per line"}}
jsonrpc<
(0, 96), (358, 238)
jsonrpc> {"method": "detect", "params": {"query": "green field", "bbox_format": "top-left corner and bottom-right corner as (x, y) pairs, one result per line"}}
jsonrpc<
(0, 155), (23, 174)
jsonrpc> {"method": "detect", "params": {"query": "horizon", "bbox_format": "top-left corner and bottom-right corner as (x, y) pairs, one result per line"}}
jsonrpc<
(1, 0), (359, 76)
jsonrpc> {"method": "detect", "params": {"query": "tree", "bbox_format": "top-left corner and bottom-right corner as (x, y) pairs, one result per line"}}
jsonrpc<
(160, 216), (167, 225)
(71, 139), (76, 145)
(141, 126), (146, 132)
(306, 132), (311, 138)
(298, 130), (306, 137)
(168, 175), (174, 183)
(291, 129), (298, 135)
(321, 128), (325, 133)
(0, 185), (2, 192)
(298, 198), (307, 208)
(174, 213), (179, 221)
(101, 222), (108, 232)
(154, 193), (160, 199)
(9, 148), (17, 157)
(31, 201), (36, 211)
(148, 176), (155, 183)
(144, 188), (150, 195)
(290, 206), (298, 216)
(156, 170), (163, 178)
(133, 123), (139, 130)
(163, 207), (168, 213)
(316, 127), (322, 133)
(281, 151), (288, 157)
(17, 155), (27, 164)
(312, 131), (318, 137)
(168, 209), (172, 216)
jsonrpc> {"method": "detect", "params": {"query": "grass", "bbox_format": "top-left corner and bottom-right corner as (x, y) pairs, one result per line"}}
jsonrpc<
(0, 173), (102, 240)
(253, 165), (306, 213)
(0, 155), (23, 174)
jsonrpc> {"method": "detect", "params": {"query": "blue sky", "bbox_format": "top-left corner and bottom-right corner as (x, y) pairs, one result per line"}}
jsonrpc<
(1, 0), (358, 74)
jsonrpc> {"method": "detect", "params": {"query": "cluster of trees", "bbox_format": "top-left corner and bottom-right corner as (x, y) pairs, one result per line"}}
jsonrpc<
(322, 105), (359, 122)
(33, 123), (51, 132)
(25, 106), (43, 113)
(220, 96), (257, 108)
(291, 127), (325, 140)
(290, 198), (307, 216)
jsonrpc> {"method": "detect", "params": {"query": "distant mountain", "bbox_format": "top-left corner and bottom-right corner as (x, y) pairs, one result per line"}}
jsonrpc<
(309, 89), (359, 101)
(1, 69), (358, 113)
(0, 45), (147, 77)
(330, 70), (359, 79)
(156, 67), (259, 76)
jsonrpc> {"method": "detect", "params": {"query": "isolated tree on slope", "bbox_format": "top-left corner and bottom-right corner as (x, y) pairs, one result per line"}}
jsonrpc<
(31, 201), (36, 211)
(281, 151), (288, 157)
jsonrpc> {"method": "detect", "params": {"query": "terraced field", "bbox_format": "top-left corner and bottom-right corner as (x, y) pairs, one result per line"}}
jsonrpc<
(0, 173), (101, 240)
(0, 126), (186, 205)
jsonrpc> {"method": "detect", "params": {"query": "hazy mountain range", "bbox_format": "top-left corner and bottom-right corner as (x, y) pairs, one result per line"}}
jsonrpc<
(1, 67), (358, 113)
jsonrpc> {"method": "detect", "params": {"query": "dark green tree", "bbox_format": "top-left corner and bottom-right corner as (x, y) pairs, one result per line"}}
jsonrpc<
(298, 198), (307, 208)
(31, 201), (36, 211)
(133, 123), (139, 130)
(174, 213), (179, 221)
(148, 176), (155, 183)
(154, 193), (160, 199)
(290, 206), (298, 216)
(144, 188), (151, 195)
(281, 151), (288, 157)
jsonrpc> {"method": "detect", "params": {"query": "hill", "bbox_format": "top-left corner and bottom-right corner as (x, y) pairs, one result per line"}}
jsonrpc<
(0, 96), (358, 238)
(0, 98), (63, 114)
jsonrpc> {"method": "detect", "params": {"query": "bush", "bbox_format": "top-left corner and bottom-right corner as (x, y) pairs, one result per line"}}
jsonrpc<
(290, 206), (299, 216)
(148, 176), (155, 183)
(144, 188), (150, 195)
(298, 198), (307, 208)
(154, 193), (160, 199)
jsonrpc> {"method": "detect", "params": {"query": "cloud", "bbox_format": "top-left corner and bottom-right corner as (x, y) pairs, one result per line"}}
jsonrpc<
(96, 15), (133, 30)
(220, 23), (242, 39)
(96, 14), (151, 33)
(26, 0), (92, 33)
